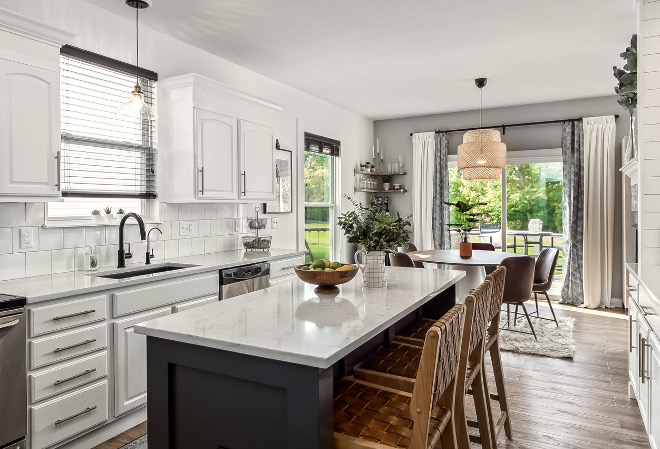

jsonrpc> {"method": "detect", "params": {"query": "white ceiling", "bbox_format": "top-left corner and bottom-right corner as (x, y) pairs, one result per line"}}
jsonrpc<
(90, 0), (636, 120)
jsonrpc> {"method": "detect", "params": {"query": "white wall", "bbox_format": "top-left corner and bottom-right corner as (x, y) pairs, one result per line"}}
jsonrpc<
(0, 1), (373, 278)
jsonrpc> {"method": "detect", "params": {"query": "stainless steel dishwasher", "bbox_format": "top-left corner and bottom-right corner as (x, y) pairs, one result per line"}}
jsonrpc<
(220, 262), (270, 300)
(0, 294), (27, 449)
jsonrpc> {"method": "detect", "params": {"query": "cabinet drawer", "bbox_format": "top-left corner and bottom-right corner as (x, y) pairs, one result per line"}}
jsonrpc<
(30, 295), (107, 337)
(113, 273), (219, 317)
(270, 256), (305, 280)
(30, 352), (107, 404)
(172, 295), (218, 313)
(30, 323), (107, 370)
(30, 381), (108, 449)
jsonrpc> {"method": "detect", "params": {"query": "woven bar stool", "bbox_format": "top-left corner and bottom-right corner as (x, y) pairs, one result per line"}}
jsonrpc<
(334, 304), (466, 449)
(353, 280), (496, 449)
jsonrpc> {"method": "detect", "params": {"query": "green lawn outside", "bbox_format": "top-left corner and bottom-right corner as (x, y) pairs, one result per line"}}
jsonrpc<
(305, 223), (330, 263)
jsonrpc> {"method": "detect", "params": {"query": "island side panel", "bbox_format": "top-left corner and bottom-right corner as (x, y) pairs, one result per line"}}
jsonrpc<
(146, 337), (334, 449)
(422, 283), (456, 319)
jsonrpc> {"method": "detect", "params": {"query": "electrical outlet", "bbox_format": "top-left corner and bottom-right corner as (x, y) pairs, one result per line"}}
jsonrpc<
(179, 221), (194, 237)
(271, 217), (279, 229)
(19, 227), (34, 249)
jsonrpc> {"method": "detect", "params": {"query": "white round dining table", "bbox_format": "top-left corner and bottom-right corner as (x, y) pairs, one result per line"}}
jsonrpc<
(407, 249), (528, 301)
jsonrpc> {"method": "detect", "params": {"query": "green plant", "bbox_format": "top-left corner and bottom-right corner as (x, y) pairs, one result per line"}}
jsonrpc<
(117, 208), (125, 214)
(103, 206), (112, 215)
(445, 200), (485, 242)
(382, 175), (391, 183)
(91, 209), (101, 216)
(613, 34), (637, 116)
(337, 196), (411, 252)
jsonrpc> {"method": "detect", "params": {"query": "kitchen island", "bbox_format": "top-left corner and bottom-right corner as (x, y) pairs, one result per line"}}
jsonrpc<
(135, 267), (464, 449)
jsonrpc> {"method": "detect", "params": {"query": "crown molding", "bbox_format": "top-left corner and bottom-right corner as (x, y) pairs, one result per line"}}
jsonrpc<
(0, 7), (76, 47)
(159, 73), (283, 114)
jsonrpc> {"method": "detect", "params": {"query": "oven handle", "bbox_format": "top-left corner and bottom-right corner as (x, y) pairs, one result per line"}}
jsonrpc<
(0, 316), (20, 330)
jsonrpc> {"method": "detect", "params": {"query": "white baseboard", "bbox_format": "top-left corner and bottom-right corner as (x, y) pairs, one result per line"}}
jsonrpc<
(610, 297), (624, 308)
(57, 407), (146, 449)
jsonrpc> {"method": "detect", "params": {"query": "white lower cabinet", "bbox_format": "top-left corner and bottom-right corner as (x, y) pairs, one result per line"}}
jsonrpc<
(630, 301), (641, 397)
(649, 332), (660, 449)
(639, 315), (651, 427)
(30, 352), (107, 403)
(270, 255), (305, 283)
(172, 294), (218, 313)
(30, 381), (108, 449)
(113, 307), (171, 416)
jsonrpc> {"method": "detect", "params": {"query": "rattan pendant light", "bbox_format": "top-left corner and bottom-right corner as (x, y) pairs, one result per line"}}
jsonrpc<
(457, 78), (506, 181)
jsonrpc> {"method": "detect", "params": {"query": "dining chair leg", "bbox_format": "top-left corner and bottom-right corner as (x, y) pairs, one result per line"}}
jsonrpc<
(534, 292), (539, 318)
(520, 303), (537, 340)
(472, 367), (495, 449)
(506, 304), (510, 327)
(544, 291), (559, 327)
(489, 337), (513, 439)
(514, 304), (518, 325)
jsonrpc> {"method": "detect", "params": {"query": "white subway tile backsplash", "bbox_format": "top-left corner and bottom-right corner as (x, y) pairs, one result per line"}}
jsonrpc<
(164, 203), (179, 222)
(26, 251), (51, 277)
(211, 220), (223, 236)
(164, 240), (179, 259)
(0, 228), (12, 254)
(179, 204), (192, 220)
(179, 239), (192, 257)
(0, 253), (25, 281)
(106, 226), (119, 245)
(204, 236), (217, 253)
(199, 220), (211, 237)
(151, 241), (165, 261)
(51, 249), (74, 274)
(171, 221), (180, 239)
(85, 227), (106, 247)
(204, 204), (217, 219)
(0, 203), (26, 227)
(39, 228), (63, 251)
(191, 237), (205, 255)
(25, 203), (45, 226)
(74, 247), (87, 271)
(99, 245), (117, 268)
(192, 204), (205, 220)
(217, 235), (227, 252)
(63, 228), (85, 248)
(159, 223), (171, 241)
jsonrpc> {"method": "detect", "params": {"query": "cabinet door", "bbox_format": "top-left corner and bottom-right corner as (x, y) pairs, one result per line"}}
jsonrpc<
(195, 109), (238, 200)
(649, 332), (660, 449)
(113, 307), (171, 416)
(0, 59), (60, 198)
(629, 302), (640, 398)
(239, 120), (275, 200)
(639, 317), (651, 428)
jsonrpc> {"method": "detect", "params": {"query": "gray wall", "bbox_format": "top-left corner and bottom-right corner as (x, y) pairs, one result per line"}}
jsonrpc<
(374, 95), (627, 301)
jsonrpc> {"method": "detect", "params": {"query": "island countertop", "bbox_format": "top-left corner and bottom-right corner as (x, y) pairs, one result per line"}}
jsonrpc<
(134, 267), (464, 369)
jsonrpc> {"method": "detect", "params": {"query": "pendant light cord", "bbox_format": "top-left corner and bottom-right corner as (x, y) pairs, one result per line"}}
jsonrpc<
(135, 6), (139, 87)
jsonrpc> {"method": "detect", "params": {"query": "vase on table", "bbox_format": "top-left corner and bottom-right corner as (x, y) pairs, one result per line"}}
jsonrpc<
(354, 250), (386, 287)
(459, 241), (472, 259)
(624, 115), (637, 162)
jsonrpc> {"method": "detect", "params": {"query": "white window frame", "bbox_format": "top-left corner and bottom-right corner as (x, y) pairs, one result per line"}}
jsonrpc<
(304, 151), (339, 262)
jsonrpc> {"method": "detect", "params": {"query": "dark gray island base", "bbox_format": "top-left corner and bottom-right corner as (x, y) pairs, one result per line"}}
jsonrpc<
(138, 268), (462, 449)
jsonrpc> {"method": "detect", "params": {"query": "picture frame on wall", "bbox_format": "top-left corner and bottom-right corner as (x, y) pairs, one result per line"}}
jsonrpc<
(264, 148), (293, 214)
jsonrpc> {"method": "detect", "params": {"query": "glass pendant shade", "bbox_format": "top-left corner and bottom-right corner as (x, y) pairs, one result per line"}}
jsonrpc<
(116, 84), (156, 118)
(457, 129), (506, 181)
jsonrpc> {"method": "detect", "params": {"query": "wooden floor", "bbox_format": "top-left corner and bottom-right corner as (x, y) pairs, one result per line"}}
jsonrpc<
(95, 302), (650, 449)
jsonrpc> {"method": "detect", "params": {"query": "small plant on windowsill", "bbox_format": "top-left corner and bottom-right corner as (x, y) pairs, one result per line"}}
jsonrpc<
(91, 209), (103, 224)
(116, 208), (126, 219)
(103, 206), (114, 223)
(445, 200), (485, 259)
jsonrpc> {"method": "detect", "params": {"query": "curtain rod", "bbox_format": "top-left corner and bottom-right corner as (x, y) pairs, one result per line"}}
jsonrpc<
(408, 115), (620, 137)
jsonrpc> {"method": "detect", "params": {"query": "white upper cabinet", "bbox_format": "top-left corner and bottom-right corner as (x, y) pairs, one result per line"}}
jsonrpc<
(0, 60), (60, 198)
(0, 10), (74, 201)
(239, 120), (275, 201)
(196, 109), (239, 200)
(158, 74), (281, 203)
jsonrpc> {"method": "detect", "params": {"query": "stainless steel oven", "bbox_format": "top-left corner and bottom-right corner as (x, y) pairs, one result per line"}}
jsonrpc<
(0, 294), (27, 449)
(220, 262), (270, 300)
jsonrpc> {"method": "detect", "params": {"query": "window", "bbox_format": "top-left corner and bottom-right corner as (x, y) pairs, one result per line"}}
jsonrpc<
(48, 46), (157, 221)
(304, 133), (340, 263)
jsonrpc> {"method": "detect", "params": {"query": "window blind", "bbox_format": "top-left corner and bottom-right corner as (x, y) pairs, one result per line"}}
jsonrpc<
(304, 132), (340, 157)
(60, 46), (158, 199)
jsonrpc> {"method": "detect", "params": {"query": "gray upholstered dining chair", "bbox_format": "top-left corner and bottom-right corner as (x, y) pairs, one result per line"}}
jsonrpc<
(532, 248), (560, 326)
(399, 242), (425, 268)
(500, 256), (537, 340)
(472, 242), (496, 274)
(389, 252), (420, 268)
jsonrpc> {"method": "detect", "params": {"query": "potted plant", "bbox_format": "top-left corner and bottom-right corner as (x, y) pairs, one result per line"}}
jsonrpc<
(103, 206), (114, 223)
(614, 34), (637, 161)
(338, 196), (411, 287)
(116, 208), (126, 220)
(445, 200), (485, 259)
(91, 209), (102, 224)
(382, 176), (391, 191)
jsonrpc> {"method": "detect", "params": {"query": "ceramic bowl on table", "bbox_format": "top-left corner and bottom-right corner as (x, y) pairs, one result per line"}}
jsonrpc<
(294, 264), (358, 294)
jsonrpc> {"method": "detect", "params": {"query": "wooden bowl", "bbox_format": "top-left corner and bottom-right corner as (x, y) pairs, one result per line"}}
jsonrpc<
(294, 264), (358, 294)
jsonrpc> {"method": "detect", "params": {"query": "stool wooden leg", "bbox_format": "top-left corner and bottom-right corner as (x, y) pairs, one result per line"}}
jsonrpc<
(440, 413), (459, 449)
(489, 338), (513, 439)
(472, 367), (495, 449)
(454, 386), (470, 449)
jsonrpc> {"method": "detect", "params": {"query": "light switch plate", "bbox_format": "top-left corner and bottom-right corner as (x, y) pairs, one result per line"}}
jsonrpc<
(179, 221), (194, 237)
(20, 227), (34, 248)
(271, 218), (279, 229)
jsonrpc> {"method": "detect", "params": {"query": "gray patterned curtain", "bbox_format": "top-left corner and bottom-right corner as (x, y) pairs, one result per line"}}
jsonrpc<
(432, 132), (450, 249)
(561, 120), (585, 305)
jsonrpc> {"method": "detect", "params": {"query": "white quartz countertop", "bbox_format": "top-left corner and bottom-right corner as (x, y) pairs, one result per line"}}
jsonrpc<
(134, 267), (465, 369)
(0, 249), (305, 303)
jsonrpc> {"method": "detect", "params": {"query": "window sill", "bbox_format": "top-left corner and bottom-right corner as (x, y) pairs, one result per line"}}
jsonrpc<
(43, 219), (162, 229)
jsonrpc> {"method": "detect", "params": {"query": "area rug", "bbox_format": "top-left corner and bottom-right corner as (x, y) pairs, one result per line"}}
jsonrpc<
(498, 316), (576, 358)
(119, 435), (147, 449)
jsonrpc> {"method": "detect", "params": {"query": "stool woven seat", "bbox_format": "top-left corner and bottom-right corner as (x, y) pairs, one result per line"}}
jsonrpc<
(397, 318), (436, 345)
(334, 378), (451, 448)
